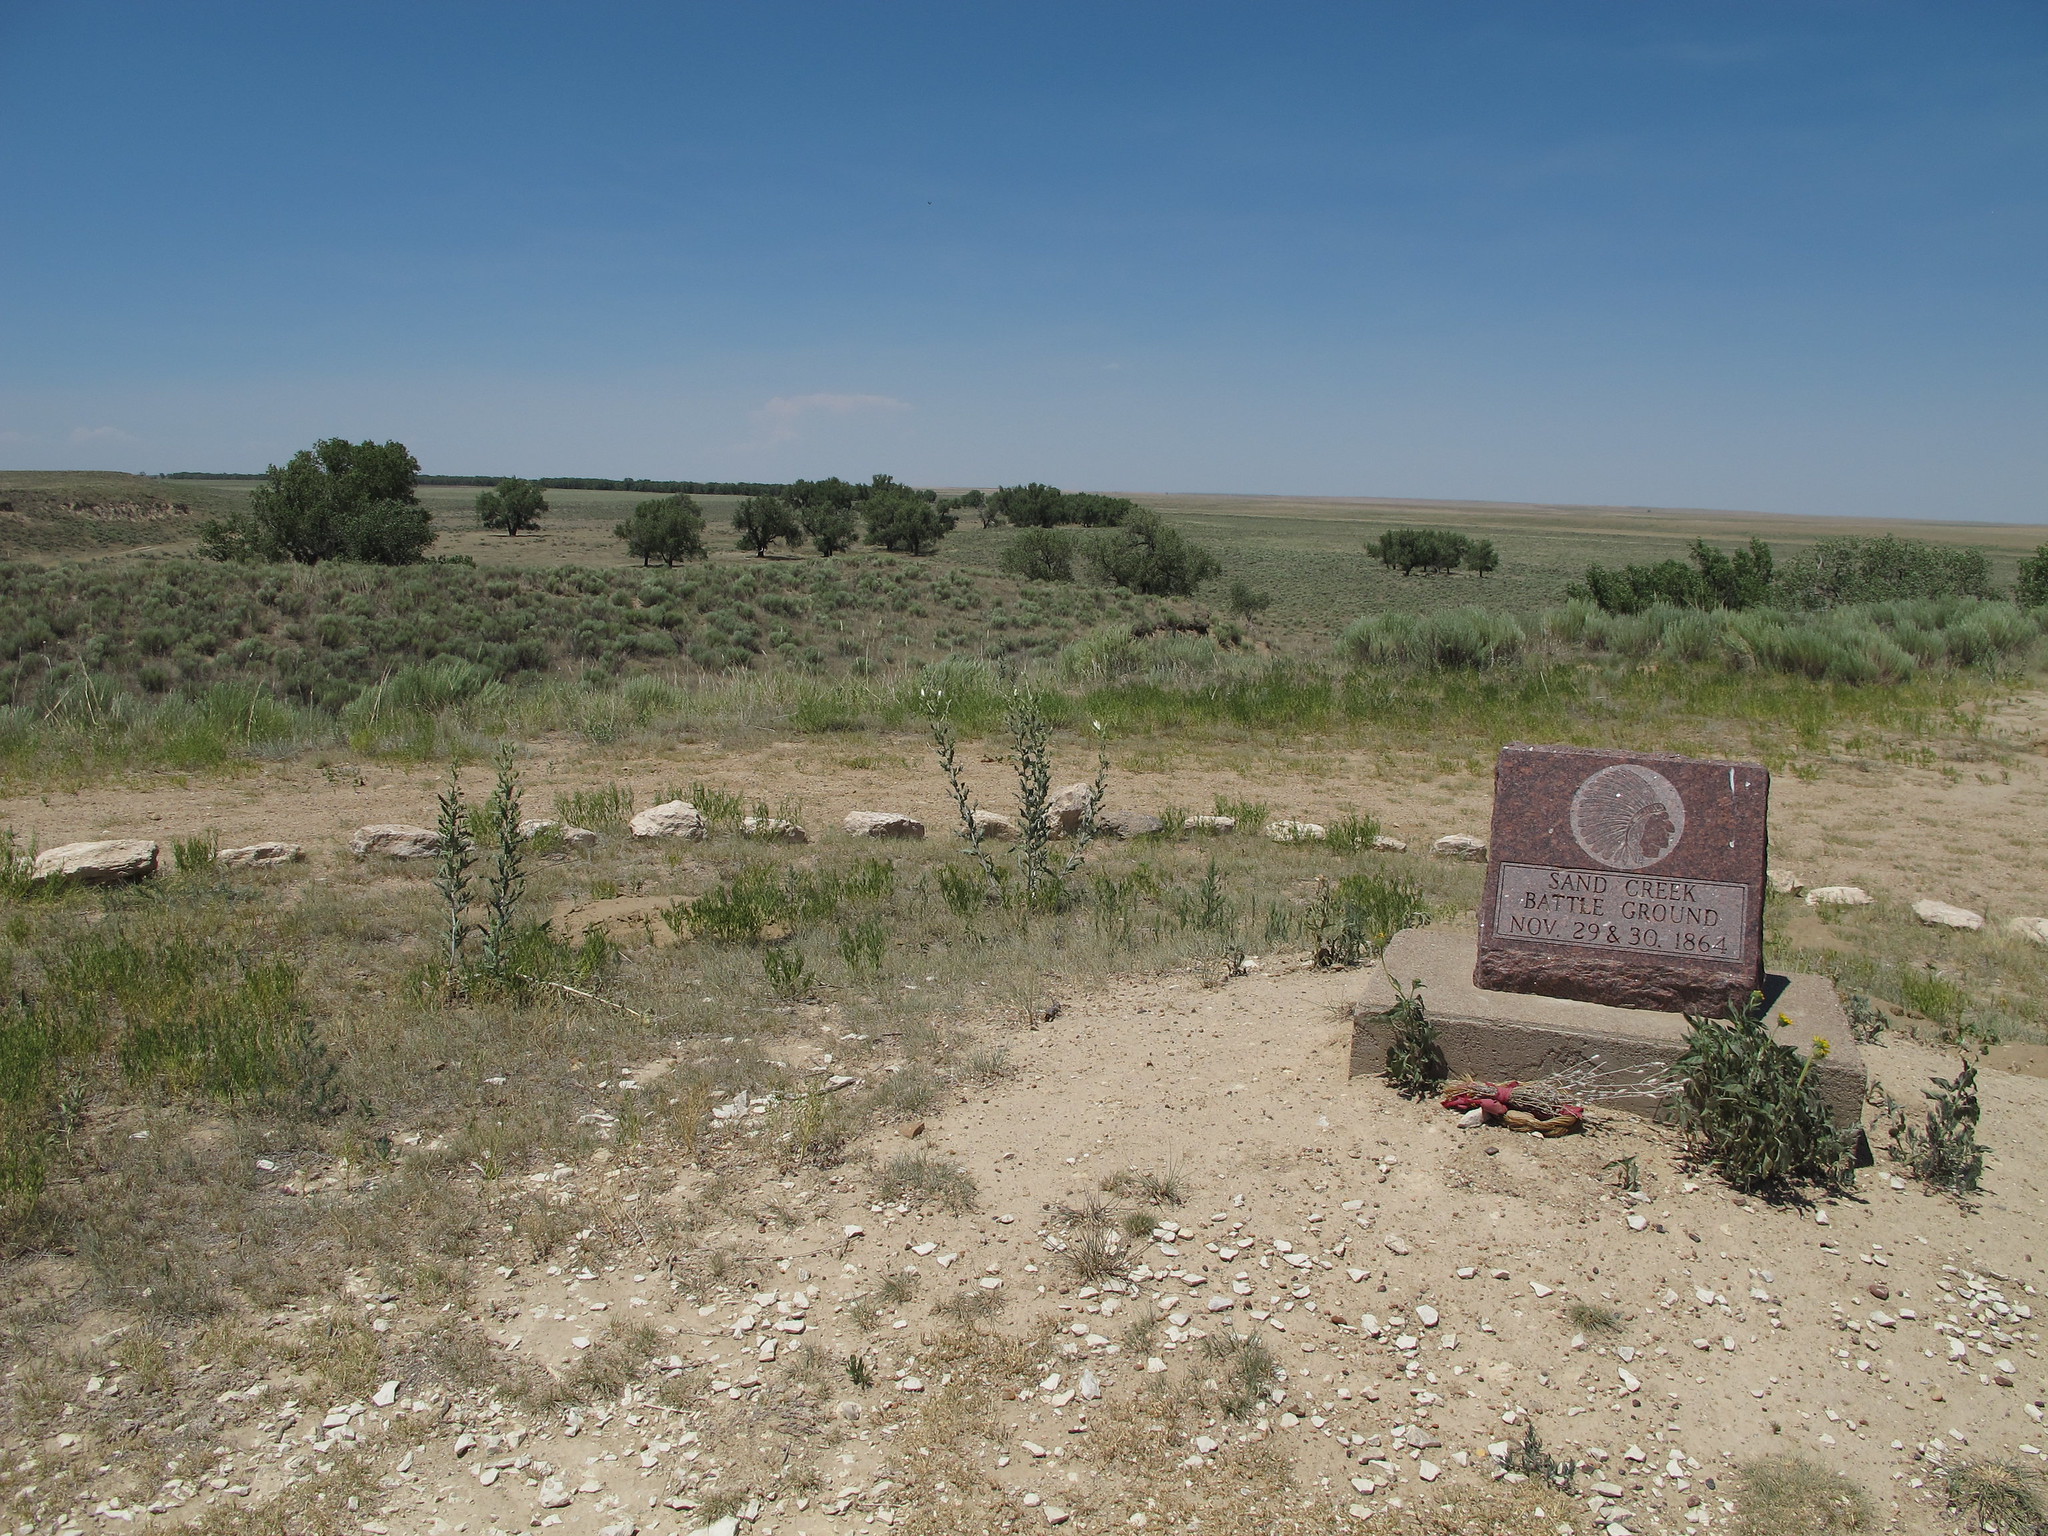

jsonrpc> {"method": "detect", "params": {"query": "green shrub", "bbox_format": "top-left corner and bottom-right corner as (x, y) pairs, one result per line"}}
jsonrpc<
(1378, 979), (1444, 1097)
(1308, 871), (1429, 967)
(999, 527), (1079, 583)
(1084, 509), (1220, 596)
(1674, 999), (1852, 1194)
(1324, 813), (1384, 853)
(1885, 1060), (1987, 1195)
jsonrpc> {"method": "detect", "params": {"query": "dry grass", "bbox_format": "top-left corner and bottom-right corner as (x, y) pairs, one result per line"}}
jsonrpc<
(1731, 1453), (1874, 1535)
(1947, 1459), (2048, 1536)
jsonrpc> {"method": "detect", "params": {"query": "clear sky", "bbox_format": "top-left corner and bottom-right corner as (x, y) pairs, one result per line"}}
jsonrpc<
(2, 2), (2043, 519)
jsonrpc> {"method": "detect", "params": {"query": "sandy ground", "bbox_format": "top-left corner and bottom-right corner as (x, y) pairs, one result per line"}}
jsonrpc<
(98, 954), (2045, 1535)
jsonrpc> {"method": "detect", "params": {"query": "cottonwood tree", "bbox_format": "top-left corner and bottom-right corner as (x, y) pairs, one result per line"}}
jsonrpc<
(732, 495), (803, 556)
(475, 477), (548, 536)
(613, 494), (706, 566)
(201, 437), (435, 565)
(863, 479), (955, 554)
(788, 477), (861, 555)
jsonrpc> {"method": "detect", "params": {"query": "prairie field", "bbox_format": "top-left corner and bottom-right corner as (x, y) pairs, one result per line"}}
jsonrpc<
(3, 471), (2048, 1536)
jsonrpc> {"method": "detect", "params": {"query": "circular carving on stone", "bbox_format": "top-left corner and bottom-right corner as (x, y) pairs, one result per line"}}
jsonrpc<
(1570, 764), (1685, 870)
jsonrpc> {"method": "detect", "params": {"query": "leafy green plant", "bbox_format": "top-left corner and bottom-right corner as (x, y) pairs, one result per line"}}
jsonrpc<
(1886, 1059), (1988, 1195)
(171, 829), (218, 873)
(1323, 813), (1385, 853)
(1496, 1421), (1575, 1490)
(684, 782), (747, 832)
(837, 918), (886, 977)
(432, 767), (476, 977)
(763, 945), (811, 1000)
(925, 684), (1108, 917)
(1898, 964), (1971, 1037)
(845, 1354), (875, 1388)
(1602, 1156), (1641, 1192)
(1307, 871), (1428, 967)
(690, 865), (788, 943)
(1674, 998), (1852, 1195)
(1213, 796), (1270, 835)
(1379, 978), (1444, 1098)
(477, 747), (527, 981)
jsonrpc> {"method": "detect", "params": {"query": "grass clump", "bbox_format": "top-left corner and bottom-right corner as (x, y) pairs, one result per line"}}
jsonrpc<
(555, 782), (631, 831)
(1945, 1459), (2048, 1536)
(875, 1152), (979, 1213)
(1566, 1301), (1625, 1335)
(1731, 1454), (1873, 1535)
(1197, 1330), (1278, 1418)
(933, 1286), (1008, 1325)
(1675, 997), (1853, 1195)
(1101, 1167), (1187, 1206)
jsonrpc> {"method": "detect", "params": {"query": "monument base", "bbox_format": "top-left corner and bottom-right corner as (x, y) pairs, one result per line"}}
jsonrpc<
(1352, 929), (1867, 1130)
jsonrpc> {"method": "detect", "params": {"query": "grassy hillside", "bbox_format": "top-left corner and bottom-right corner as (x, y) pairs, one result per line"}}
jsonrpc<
(0, 471), (245, 560)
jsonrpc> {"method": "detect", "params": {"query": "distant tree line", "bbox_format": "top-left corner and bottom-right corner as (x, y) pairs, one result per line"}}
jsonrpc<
(614, 474), (976, 567)
(171, 471), (795, 496)
(1571, 533), (2016, 614)
(1366, 527), (1499, 577)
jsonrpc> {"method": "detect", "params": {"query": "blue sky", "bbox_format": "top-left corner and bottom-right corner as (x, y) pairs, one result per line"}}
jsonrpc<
(2, 2), (2043, 519)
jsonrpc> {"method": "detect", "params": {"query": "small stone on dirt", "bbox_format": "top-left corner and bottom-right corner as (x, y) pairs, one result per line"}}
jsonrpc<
(843, 811), (925, 839)
(630, 801), (708, 840)
(1431, 834), (1486, 861)
(1912, 899), (1984, 931)
(1804, 885), (1872, 907)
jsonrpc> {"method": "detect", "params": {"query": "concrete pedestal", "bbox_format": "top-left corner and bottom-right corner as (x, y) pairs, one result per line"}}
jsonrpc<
(1352, 929), (1866, 1129)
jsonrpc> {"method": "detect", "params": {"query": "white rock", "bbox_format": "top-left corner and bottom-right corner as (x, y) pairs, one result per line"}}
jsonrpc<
(1384, 1235), (1412, 1255)
(1804, 885), (1872, 908)
(1418, 1460), (1441, 1481)
(371, 1380), (399, 1407)
(1767, 868), (1805, 895)
(1431, 833), (1487, 861)
(2007, 916), (2048, 947)
(968, 809), (1018, 841)
(1626, 1214), (1648, 1231)
(630, 801), (708, 840)
(349, 824), (441, 859)
(1078, 1370), (1102, 1400)
(215, 841), (303, 869)
(517, 818), (600, 850)
(32, 838), (160, 883)
(1183, 814), (1236, 833)
(1096, 808), (1165, 838)
(1913, 899), (1984, 932)
(1048, 782), (1097, 835)
(842, 811), (924, 839)
(740, 816), (808, 843)
(1266, 820), (1327, 843)
(684, 1519), (739, 1536)
(1456, 1107), (1485, 1128)
(1416, 1305), (1439, 1327)
(1372, 835), (1409, 853)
